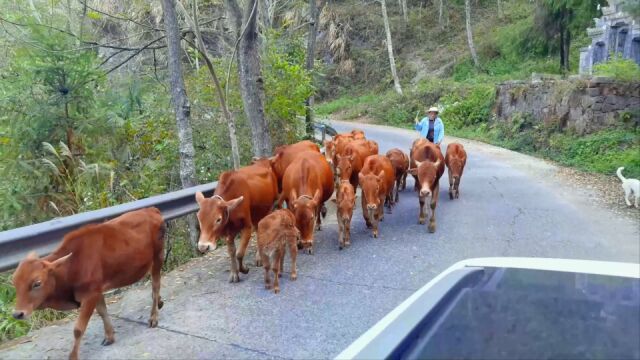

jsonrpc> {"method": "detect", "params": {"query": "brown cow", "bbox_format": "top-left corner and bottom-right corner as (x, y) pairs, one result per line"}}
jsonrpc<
(331, 180), (356, 249)
(445, 143), (467, 200)
(409, 138), (431, 191)
(407, 142), (445, 233)
(335, 139), (372, 191)
(257, 209), (301, 294)
(385, 148), (409, 204)
(359, 155), (395, 238)
(325, 133), (355, 165)
(278, 151), (334, 254)
(11, 208), (166, 360)
(351, 129), (366, 140)
(269, 140), (320, 192)
(196, 161), (278, 283)
(366, 139), (379, 155)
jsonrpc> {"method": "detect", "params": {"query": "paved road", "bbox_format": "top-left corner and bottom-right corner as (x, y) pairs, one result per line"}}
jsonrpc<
(2, 121), (638, 359)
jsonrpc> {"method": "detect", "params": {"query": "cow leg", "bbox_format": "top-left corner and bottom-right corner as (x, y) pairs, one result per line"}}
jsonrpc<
(344, 219), (351, 247)
(428, 186), (439, 233)
(262, 252), (271, 290)
(418, 196), (426, 224)
(448, 168), (454, 200)
(362, 194), (372, 228)
(226, 235), (240, 283)
(69, 294), (99, 360)
(288, 237), (298, 280)
(395, 178), (400, 203)
(401, 172), (407, 191)
(149, 249), (163, 328)
(337, 217), (345, 250)
(272, 251), (281, 294)
(315, 206), (322, 231)
(413, 175), (419, 192)
(96, 295), (115, 346)
(254, 231), (263, 267)
(236, 227), (252, 275)
(455, 177), (461, 199)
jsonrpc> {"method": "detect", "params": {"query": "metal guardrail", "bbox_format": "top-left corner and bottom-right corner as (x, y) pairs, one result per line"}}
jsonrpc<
(0, 182), (217, 272)
(0, 121), (337, 272)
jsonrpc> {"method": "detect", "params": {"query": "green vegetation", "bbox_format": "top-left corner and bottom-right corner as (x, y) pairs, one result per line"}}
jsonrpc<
(594, 58), (640, 82)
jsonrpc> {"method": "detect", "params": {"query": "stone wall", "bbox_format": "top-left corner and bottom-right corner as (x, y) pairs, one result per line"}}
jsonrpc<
(494, 76), (640, 135)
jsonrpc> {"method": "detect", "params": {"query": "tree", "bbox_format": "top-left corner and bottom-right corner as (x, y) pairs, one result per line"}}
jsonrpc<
(226, 0), (272, 157)
(160, 0), (199, 246)
(438, 0), (445, 30)
(465, 0), (480, 68)
(380, 0), (403, 95)
(175, 1), (241, 169)
(535, 0), (600, 72)
(304, 0), (326, 137)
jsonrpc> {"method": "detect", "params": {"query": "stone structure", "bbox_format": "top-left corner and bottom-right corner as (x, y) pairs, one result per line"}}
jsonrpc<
(494, 76), (640, 135)
(579, 0), (640, 75)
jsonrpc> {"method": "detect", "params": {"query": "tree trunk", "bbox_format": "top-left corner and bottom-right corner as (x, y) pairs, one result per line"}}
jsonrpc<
(228, 0), (272, 157)
(465, 0), (479, 68)
(160, 0), (199, 248)
(497, 0), (503, 18)
(438, 0), (444, 30)
(304, 0), (325, 137)
(563, 28), (571, 72)
(401, 0), (408, 23)
(176, 1), (241, 169)
(381, 0), (403, 95)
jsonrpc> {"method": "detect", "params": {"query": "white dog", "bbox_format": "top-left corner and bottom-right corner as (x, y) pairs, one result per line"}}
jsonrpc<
(616, 167), (639, 208)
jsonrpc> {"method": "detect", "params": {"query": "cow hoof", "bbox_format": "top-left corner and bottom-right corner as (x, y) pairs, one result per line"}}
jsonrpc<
(291, 273), (297, 281)
(307, 248), (314, 255)
(418, 219), (425, 225)
(158, 299), (164, 310)
(278, 272), (282, 278)
(101, 337), (115, 346)
(372, 231), (378, 238)
(428, 225), (436, 233)
(255, 259), (262, 267)
(229, 273), (240, 283)
(339, 244), (343, 250)
(148, 318), (158, 328)
(449, 192), (454, 200)
(274, 288), (280, 294)
(345, 241), (351, 247)
(239, 266), (249, 274)
(265, 284), (271, 290)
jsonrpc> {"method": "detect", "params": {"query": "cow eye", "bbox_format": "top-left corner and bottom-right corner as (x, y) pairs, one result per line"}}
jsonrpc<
(32, 280), (41, 290)
(215, 217), (222, 224)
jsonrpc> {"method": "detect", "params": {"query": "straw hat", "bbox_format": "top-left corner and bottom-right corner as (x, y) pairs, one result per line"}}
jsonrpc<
(427, 106), (439, 113)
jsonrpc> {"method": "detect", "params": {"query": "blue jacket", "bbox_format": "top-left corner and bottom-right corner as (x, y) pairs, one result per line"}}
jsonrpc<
(415, 117), (444, 144)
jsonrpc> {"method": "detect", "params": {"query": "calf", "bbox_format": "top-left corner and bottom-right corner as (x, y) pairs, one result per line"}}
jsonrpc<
(409, 138), (431, 191)
(278, 151), (334, 254)
(335, 139), (372, 191)
(445, 143), (467, 199)
(257, 209), (301, 294)
(196, 161), (278, 282)
(12, 208), (166, 360)
(331, 180), (356, 249)
(407, 142), (445, 233)
(359, 155), (395, 238)
(385, 148), (409, 204)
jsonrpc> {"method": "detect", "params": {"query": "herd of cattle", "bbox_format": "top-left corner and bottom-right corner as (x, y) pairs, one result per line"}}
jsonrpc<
(10, 128), (467, 360)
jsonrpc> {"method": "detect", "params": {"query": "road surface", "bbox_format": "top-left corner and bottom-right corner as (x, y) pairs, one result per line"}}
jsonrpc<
(2, 121), (638, 359)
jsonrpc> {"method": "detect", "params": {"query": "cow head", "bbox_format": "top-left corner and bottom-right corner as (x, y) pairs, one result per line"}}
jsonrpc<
(447, 157), (464, 183)
(333, 180), (356, 224)
(367, 140), (379, 155)
(408, 159), (441, 200)
(12, 252), (73, 320)
(335, 154), (354, 182)
(323, 140), (335, 165)
(195, 192), (244, 253)
(291, 189), (321, 252)
(359, 171), (384, 216)
(351, 129), (366, 140)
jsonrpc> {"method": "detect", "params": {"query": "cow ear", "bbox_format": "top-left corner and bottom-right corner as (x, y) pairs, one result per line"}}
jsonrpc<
(46, 253), (72, 271)
(408, 168), (418, 176)
(358, 172), (365, 184)
(226, 196), (244, 213)
(312, 189), (321, 206)
(195, 192), (205, 206)
(26, 251), (39, 260)
(349, 154), (354, 161)
(335, 154), (342, 161)
(377, 171), (385, 183)
(414, 160), (423, 168)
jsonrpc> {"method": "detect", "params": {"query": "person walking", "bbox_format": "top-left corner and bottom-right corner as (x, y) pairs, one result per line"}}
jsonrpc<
(414, 106), (444, 146)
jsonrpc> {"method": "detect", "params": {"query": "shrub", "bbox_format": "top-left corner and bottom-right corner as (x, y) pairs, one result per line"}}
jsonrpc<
(593, 58), (640, 82)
